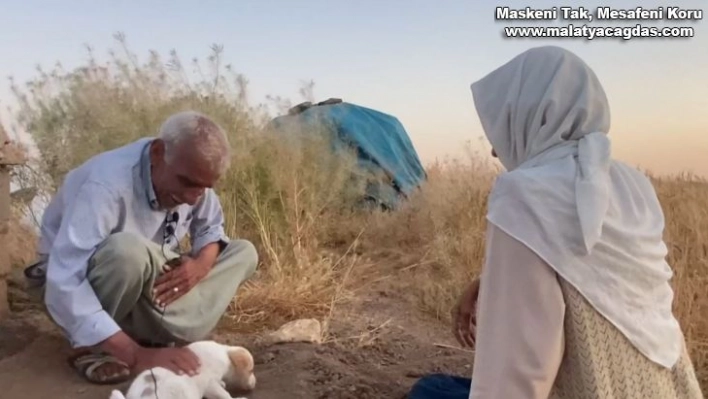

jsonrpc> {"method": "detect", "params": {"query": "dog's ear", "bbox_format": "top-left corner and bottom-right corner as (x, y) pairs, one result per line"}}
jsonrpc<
(227, 347), (254, 372)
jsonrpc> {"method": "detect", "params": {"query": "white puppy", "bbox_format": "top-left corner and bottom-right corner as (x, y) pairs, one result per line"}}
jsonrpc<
(109, 340), (257, 399)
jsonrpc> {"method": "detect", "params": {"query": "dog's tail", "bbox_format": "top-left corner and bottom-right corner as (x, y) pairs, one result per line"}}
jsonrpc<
(109, 389), (127, 399)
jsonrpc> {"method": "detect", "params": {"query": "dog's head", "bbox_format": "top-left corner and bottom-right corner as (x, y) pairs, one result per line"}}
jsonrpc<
(222, 346), (257, 392)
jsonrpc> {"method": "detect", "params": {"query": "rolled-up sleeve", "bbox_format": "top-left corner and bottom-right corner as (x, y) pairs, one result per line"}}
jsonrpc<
(468, 223), (566, 399)
(189, 188), (229, 255)
(44, 181), (122, 348)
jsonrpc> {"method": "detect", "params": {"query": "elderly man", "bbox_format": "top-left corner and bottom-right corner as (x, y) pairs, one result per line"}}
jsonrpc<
(24, 111), (258, 384)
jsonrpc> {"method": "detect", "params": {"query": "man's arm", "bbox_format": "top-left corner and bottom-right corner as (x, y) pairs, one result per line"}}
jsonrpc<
(44, 180), (122, 348)
(189, 188), (229, 269)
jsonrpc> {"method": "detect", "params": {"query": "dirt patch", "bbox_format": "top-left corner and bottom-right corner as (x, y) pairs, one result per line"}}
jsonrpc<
(216, 283), (474, 399)
(212, 325), (472, 399)
(0, 314), (41, 361)
(0, 282), (474, 398)
(270, 338), (468, 399)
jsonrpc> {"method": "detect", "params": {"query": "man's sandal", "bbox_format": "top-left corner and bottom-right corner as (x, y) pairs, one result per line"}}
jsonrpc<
(67, 352), (131, 385)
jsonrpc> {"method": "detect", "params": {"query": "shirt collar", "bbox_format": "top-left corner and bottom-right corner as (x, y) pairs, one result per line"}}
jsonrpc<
(140, 140), (161, 210)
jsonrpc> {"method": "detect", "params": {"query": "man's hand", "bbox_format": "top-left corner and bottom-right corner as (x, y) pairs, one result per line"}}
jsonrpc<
(133, 346), (201, 376)
(99, 326), (200, 377)
(153, 256), (209, 307)
(451, 277), (481, 348)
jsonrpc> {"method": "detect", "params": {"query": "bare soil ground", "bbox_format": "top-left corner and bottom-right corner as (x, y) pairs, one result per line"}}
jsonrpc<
(0, 282), (474, 399)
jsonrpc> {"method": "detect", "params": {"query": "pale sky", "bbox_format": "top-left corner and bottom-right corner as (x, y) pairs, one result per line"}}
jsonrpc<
(0, 0), (706, 177)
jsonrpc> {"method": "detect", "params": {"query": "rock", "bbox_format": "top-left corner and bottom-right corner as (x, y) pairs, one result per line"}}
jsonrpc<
(266, 318), (322, 345)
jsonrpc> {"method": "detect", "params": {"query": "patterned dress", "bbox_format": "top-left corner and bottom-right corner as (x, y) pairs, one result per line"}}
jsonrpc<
(549, 279), (704, 399)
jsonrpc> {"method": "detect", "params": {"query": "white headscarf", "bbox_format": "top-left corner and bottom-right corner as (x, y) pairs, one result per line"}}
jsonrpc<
(471, 46), (682, 368)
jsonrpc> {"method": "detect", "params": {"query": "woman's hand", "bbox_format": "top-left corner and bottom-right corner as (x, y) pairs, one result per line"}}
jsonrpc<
(451, 277), (480, 348)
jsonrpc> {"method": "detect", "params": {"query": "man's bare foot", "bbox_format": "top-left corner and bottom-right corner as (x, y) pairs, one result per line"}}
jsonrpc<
(67, 349), (131, 385)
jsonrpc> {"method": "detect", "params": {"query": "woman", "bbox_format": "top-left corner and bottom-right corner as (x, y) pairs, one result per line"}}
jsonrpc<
(410, 46), (703, 398)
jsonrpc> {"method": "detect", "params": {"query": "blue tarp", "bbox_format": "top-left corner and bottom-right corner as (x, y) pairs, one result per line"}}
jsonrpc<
(267, 101), (427, 210)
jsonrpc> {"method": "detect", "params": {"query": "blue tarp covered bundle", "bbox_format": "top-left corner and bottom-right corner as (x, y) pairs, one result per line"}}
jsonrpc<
(266, 99), (427, 210)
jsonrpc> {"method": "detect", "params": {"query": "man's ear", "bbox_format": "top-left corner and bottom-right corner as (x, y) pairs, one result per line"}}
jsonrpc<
(150, 139), (166, 163)
(227, 347), (254, 372)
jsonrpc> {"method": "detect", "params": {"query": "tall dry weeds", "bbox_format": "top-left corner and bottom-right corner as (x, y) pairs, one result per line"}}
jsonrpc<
(7, 34), (376, 332)
(5, 34), (707, 390)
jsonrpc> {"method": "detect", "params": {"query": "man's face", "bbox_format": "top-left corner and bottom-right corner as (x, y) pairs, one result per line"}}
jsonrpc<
(149, 139), (222, 209)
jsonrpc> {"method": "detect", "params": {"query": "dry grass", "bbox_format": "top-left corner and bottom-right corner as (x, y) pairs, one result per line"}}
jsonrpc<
(4, 35), (707, 390)
(652, 174), (708, 387)
(7, 214), (38, 270)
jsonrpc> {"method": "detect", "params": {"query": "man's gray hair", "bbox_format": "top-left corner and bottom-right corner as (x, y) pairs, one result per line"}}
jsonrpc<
(158, 111), (231, 174)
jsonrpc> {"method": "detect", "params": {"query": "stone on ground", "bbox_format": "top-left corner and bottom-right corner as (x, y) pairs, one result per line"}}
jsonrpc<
(265, 318), (322, 345)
